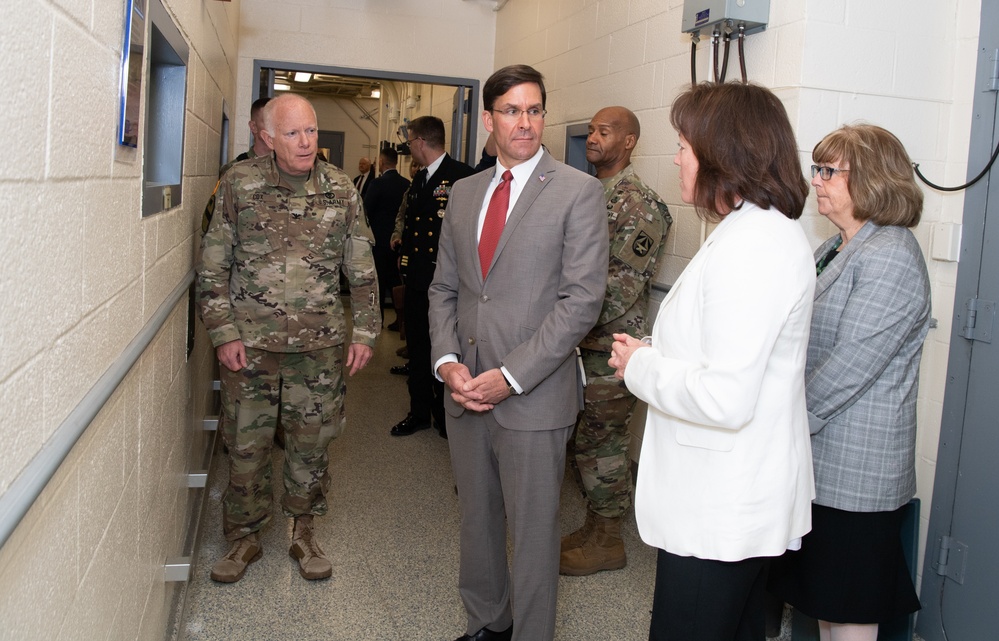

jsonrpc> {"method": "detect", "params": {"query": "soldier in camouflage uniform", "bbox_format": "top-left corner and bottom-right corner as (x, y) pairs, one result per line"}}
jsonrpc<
(560, 106), (672, 576)
(197, 94), (379, 583)
(201, 96), (271, 234)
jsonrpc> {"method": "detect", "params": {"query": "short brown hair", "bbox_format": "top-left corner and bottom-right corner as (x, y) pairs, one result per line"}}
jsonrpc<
(813, 124), (923, 228)
(670, 82), (808, 221)
(483, 65), (546, 112)
(408, 116), (446, 150)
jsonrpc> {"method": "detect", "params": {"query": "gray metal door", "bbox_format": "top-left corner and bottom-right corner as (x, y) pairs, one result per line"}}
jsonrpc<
(318, 130), (344, 169)
(451, 86), (472, 164)
(918, 3), (999, 639)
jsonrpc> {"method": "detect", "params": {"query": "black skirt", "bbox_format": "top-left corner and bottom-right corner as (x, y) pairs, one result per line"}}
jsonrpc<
(768, 503), (921, 624)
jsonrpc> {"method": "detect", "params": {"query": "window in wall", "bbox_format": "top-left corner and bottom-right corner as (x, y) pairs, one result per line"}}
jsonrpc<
(141, 0), (188, 216)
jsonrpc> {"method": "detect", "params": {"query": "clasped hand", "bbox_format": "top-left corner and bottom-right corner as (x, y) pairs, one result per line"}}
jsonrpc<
(608, 333), (649, 379)
(438, 363), (511, 411)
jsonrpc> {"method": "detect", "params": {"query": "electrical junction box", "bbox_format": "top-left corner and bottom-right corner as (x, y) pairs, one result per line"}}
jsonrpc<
(681, 0), (770, 36)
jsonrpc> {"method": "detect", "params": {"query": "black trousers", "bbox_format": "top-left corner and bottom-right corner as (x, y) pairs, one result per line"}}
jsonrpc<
(403, 269), (444, 426)
(649, 549), (769, 641)
(372, 244), (400, 309)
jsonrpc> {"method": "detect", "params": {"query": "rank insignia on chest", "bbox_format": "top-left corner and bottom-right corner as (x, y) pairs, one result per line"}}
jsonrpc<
(632, 231), (653, 257)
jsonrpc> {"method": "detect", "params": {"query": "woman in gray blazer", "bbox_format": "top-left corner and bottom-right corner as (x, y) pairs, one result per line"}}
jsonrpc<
(770, 125), (929, 641)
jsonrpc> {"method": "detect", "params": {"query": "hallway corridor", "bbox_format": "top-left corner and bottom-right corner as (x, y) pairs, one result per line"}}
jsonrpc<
(179, 312), (661, 641)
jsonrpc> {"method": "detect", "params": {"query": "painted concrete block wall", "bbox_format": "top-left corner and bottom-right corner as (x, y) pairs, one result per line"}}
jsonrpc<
(493, 0), (980, 589)
(311, 95), (380, 173)
(0, 0), (239, 638)
(233, 0), (499, 169)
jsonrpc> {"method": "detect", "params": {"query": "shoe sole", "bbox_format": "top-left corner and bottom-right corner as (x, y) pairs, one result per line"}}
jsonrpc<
(210, 548), (263, 583)
(558, 558), (626, 576)
(288, 549), (332, 580)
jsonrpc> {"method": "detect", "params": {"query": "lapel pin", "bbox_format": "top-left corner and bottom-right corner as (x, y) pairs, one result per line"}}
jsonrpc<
(538, 174), (546, 182)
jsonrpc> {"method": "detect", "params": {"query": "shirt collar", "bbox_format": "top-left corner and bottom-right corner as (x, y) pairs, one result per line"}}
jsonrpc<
(494, 146), (545, 187)
(424, 151), (447, 180)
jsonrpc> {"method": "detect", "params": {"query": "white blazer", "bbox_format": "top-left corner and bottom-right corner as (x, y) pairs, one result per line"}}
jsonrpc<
(625, 203), (816, 562)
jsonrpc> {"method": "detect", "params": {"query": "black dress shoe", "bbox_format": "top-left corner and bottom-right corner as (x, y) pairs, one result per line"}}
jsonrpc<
(453, 625), (513, 641)
(390, 414), (431, 436)
(390, 363), (409, 376)
(387, 320), (400, 331)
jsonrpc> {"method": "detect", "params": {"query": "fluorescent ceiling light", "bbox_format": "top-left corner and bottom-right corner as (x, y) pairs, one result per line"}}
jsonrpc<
(274, 83), (291, 91)
(294, 72), (312, 83)
(371, 89), (381, 98)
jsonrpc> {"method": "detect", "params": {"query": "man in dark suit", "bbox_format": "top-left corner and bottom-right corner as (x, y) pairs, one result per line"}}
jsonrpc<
(353, 157), (375, 198)
(363, 148), (410, 311)
(389, 116), (475, 438)
(428, 65), (608, 641)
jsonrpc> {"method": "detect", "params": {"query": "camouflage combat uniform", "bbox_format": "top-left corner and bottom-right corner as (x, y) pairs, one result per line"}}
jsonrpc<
(575, 165), (671, 519)
(197, 154), (379, 540)
(202, 147), (261, 234)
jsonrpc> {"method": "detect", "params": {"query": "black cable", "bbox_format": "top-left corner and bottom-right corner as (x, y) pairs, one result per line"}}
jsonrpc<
(914, 134), (999, 192)
(690, 39), (698, 84)
(712, 30), (720, 83)
(738, 25), (747, 83)
(719, 32), (732, 83)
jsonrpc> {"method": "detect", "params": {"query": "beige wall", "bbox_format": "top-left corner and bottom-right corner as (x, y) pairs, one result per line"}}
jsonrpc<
(494, 0), (980, 588)
(311, 95), (380, 172)
(232, 0), (499, 167)
(0, 0), (239, 637)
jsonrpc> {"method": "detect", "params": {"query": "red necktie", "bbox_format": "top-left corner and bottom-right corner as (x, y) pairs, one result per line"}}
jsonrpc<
(479, 170), (512, 279)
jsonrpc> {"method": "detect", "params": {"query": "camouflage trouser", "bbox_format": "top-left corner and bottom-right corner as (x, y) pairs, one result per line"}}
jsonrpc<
(219, 345), (346, 540)
(574, 349), (638, 519)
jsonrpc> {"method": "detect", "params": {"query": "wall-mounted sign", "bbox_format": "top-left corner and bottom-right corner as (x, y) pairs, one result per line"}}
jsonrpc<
(117, 0), (146, 148)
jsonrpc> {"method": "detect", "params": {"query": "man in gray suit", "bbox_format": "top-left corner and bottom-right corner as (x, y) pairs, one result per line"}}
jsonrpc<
(429, 65), (608, 641)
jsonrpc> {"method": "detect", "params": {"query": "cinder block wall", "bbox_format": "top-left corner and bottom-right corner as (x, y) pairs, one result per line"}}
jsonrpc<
(493, 0), (980, 590)
(0, 0), (239, 638)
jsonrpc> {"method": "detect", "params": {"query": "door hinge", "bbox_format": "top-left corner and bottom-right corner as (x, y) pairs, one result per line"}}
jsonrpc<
(934, 535), (968, 584)
(961, 298), (995, 343)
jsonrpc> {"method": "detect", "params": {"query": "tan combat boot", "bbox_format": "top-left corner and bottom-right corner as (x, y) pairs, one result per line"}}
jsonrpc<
(559, 514), (626, 576)
(210, 532), (262, 583)
(289, 515), (332, 580)
(560, 510), (597, 554)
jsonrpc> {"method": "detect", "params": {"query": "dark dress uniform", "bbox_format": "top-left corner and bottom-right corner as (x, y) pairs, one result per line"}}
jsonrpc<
(363, 168), (411, 308)
(400, 154), (475, 430)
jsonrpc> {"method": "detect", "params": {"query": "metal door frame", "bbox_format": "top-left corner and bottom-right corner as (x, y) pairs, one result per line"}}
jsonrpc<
(252, 60), (479, 165)
(918, 1), (999, 639)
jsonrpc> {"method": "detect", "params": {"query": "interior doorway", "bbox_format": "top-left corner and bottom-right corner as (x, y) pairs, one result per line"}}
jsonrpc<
(252, 60), (479, 176)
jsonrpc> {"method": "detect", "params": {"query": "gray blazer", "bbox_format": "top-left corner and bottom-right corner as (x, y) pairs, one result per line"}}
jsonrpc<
(428, 150), (608, 430)
(807, 222), (930, 512)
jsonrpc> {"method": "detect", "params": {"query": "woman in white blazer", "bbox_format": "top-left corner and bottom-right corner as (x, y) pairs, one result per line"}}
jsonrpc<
(610, 83), (816, 641)
(769, 125), (927, 641)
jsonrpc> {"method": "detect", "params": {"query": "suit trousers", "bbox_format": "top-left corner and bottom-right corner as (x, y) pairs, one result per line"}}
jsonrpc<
(649, 549), (769, 641)
(447, 410), (572, 641)
(404, 269), (444, 425)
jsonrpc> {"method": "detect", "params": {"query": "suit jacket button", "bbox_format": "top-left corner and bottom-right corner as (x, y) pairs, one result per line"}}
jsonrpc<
(468, 337), (476, 345)
(480, 295), (489, 303)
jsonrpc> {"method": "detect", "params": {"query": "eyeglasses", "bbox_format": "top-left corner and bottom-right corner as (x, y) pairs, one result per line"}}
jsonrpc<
(811, 165), (850, 180)
(406, 137), (422, 145)
(491, 107), (547, 121)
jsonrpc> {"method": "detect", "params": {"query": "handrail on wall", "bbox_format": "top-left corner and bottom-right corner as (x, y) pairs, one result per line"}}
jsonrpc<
(0, 269), (195, 550)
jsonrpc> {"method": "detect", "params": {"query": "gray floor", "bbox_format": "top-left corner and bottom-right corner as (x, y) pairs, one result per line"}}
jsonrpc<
(181, 311), (804, 641)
